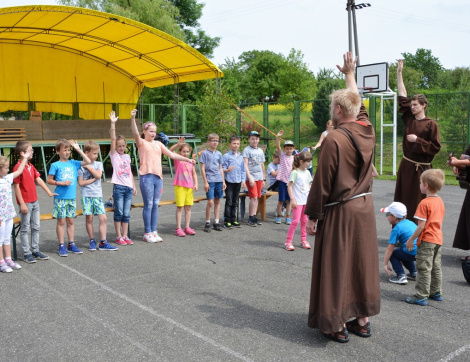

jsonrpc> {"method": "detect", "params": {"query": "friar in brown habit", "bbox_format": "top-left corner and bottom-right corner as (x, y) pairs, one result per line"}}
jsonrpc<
(394, 59), (441, 224)
(305, 52), (380, 343)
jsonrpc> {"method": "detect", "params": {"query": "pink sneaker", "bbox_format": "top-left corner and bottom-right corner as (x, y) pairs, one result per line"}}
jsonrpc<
(284, 243), (295, 251)
(184, 227), (196, 235)
(300, 240), (311, 249)
(116, 237), (127, 245)
(124, 236), (133, 245)
(175, 228), (186, 237)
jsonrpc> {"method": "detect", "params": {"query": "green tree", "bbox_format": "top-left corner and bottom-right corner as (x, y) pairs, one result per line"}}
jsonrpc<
(311, 70), (344, 130)
(59, 0), (186, 40)
(389, 62), (424, 95)
(401, 48), (443, 89)
(238, 50), (284, 103)
(196, 84), (237, 140)
(438, 67), (470, 91)
(277, 49), (316, 110)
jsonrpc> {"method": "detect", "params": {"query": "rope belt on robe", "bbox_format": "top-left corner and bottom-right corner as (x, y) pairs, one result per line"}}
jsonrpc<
(325, 192), (372, 207)
(402, 155), (431, 171)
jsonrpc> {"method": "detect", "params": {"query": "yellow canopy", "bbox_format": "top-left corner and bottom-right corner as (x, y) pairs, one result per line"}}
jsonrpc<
(0, 5), (223, 119)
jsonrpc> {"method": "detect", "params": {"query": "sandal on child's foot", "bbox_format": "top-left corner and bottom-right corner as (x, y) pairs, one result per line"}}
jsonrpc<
(322, 327), (349, 343)
(346, 319), (371, 338)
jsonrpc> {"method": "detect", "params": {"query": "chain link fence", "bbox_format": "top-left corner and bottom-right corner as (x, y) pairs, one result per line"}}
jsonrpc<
(136, 91), (470, 182)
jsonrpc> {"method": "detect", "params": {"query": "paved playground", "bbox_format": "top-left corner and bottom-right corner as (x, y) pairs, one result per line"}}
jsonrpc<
(2, 173), (469, 362)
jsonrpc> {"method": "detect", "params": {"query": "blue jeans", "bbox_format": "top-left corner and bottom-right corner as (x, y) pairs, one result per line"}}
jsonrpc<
(20, 200), (41, 254)
(390, 248), (417, 276)
(139, 174), (163, 233)
(113, 184), (133, 223)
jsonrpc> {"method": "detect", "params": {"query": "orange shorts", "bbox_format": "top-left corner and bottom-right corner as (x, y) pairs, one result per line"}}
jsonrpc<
(247, 180), (263, 199)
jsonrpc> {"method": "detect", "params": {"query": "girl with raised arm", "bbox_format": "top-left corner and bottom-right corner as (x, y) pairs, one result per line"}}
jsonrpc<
(109, 110), (137, 245)
(131, 110), (195, 243)
(0, 149), (31, 272)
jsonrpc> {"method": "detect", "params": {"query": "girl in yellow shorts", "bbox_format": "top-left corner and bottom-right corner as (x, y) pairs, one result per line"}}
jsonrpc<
(170, 139), (198, 236)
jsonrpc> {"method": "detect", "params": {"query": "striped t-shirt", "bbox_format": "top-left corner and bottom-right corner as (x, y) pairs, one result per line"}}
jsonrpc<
(276, 152), (294, 183)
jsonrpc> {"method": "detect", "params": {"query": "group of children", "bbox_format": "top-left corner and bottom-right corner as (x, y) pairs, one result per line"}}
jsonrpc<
(382, 168), (446, 306)
(0, 109), (449, 308)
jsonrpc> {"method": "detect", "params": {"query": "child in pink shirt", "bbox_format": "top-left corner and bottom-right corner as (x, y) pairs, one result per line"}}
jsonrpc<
(170, 138), (198, 236)
(109, 111), (137, 246)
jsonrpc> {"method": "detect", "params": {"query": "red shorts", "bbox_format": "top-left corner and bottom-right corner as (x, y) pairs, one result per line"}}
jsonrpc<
(247, 180), (263, 198)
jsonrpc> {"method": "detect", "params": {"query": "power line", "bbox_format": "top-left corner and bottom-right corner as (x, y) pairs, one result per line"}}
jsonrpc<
(203, 0), (305, 25)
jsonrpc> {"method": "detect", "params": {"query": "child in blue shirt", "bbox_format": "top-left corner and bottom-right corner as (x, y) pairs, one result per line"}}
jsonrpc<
(47, 139), (91, 256)
(222, 135), (246, 229)
(78, 140), (117, 252)
(381, 202), (418, 285)
(200, 133), (226, 232)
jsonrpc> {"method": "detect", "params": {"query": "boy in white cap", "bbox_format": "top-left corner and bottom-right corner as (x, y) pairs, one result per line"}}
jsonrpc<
(381, 202), (418, 285)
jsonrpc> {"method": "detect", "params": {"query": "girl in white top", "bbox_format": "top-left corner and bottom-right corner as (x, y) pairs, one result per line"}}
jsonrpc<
(0, 150), (31, 272)
(284, 151), (313, 251)
(109, 110), (137, 246)
(312, 120), (334, 151)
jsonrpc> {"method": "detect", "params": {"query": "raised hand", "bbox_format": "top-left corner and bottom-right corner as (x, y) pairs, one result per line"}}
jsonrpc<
(131, 109), (137, 118)
(397, 59), (404, 73)
(69, 139), (80, 151)
(22, 150), (32, 160)
(277, 130), (284, 138)
(177, 136), (185, 145)
(109, 110), (119, 123)
(336, 51), (357, 75)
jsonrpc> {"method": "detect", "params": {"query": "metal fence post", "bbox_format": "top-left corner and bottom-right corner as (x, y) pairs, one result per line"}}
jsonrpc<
(293, 101), (300, 148)
(182, 104), (187, 134)
(236, 108), (241, 135)
(149, 104), (155, 123)
(263, 102), (269, 152)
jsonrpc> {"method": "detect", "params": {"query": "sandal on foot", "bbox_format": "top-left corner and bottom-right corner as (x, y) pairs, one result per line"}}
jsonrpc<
(346, 319), (371, 338)
(322, 327), (349, 343)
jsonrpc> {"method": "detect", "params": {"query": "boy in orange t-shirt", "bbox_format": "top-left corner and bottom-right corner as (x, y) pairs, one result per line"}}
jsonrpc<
(405, 169), (445, 306)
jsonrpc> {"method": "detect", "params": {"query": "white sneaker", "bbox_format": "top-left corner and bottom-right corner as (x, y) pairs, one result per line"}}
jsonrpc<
(152, 231), (163, 242)
(0, 263), (13, 273)
(143, 233), (157, 243)
(6, 260), (21, 270)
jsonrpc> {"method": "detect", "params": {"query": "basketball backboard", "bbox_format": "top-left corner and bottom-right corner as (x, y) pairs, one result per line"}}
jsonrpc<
(356, 62), (389, 93)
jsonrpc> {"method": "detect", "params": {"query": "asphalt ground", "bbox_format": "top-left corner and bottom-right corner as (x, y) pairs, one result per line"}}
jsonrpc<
(1, 170), (469, 362)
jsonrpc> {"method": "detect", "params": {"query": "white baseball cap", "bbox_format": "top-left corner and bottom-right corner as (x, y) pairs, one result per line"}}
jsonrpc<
(381, 202), (407, 218)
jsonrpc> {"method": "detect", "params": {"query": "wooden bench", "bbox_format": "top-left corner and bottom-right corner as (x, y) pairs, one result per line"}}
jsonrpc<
(238, 190), (278, 221)
(0, 127), (26, 141)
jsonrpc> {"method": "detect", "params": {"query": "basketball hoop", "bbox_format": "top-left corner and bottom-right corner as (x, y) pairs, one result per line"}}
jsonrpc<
(359, 87), (374, 96)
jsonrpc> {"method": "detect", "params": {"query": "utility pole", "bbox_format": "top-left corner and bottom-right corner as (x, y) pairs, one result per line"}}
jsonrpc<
(346, 1), (371, 66)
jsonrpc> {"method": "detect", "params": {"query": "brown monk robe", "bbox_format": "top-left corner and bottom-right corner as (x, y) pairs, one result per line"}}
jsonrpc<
(305, 104), (381, 334)
(394, 96), (441, 223)
(452, 144), (470, 252)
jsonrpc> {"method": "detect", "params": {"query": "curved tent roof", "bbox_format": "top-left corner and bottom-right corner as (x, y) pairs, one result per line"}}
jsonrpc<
(0, 5), (223, 119)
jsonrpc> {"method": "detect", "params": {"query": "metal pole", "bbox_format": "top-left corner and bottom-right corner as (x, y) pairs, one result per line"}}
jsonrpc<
(347, 1), (353, 53)
(351, 3), (360, 65)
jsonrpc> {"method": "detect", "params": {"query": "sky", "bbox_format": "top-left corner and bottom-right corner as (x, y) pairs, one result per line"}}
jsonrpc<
(3, 0), (470, 74)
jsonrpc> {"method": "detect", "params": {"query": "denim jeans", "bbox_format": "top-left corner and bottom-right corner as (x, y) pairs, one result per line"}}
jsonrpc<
(113, 184), (133, 223)
(139, 174), (163, 233)
(224, 181), (241, 223)
(20, 200), (41, 254)
(389, 248), (416, 276)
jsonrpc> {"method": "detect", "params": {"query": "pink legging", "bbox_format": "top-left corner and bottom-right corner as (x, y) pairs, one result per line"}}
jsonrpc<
(285, 204), (307, 243)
